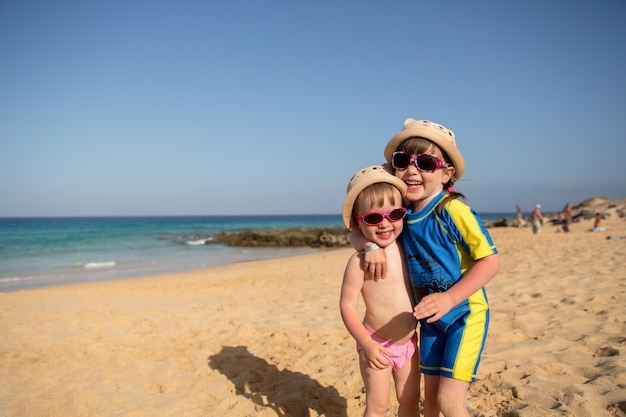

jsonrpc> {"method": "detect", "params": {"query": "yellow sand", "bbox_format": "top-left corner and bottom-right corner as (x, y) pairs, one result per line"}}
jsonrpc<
(1, 216), (625, 416)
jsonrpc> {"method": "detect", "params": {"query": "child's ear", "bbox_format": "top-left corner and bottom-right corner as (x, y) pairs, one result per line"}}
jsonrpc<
(442, 167), (455, 184)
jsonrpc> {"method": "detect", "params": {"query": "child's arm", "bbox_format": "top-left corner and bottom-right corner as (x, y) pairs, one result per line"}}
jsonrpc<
(340, 254), (391, 369)
(414, 253), (500, 323)
(349, 231), (388, 280)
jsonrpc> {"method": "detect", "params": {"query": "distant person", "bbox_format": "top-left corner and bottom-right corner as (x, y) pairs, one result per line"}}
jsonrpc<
(563, 203), (573, 222)
(558, 212), (570, 233)
(561, 202), (573, 232)
(592, 212), (606, 232)
(515, 204), (526, 228)
(531, 204), (543, 234)
(339, 165), (420, 417)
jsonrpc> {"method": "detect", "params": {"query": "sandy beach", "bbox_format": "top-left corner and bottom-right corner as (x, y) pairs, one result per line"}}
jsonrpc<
(1, 213), (625, 416)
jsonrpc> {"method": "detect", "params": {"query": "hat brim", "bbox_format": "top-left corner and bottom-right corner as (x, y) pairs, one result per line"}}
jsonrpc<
(384, 125), (465, 179)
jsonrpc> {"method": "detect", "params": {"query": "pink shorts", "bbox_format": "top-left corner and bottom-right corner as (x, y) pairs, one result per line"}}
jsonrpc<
(357, 329), (417, 370)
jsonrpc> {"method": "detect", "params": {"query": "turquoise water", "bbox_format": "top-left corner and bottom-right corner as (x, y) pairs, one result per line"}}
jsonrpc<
(0, 213), (512, 291)
(0, 215), (344, 291)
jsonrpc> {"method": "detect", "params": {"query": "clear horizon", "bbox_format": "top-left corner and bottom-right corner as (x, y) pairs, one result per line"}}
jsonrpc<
(0, 201), (616, 220)
(1, 1), (625, 217)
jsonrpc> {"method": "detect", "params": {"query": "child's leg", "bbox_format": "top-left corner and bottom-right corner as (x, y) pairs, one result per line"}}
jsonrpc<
(359, 352), (392, 417)
(438, 376), (470, 417)
(391, 352), (420, 417)
(422, 374), (440, 417)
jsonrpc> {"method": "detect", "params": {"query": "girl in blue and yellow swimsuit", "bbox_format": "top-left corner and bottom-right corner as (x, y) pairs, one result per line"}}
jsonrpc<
(360, 119), (500, 417)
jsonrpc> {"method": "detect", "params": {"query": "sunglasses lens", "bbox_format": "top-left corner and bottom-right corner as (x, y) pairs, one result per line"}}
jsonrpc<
(362, 213), (383, 225)
(416, 155), (438, 171)
(392, 153), (411, 169)
(389, 208), (406, 221)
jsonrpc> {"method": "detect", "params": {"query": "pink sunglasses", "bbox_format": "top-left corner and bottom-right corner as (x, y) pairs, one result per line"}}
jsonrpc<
(355, 207), (407, 226)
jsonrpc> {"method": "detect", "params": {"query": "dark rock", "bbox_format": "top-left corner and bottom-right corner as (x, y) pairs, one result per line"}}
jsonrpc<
(485, 218), (518, 228)
(212, 227), (351, 248)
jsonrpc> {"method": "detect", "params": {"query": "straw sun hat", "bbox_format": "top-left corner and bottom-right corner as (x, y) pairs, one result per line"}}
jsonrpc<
(342, 165), (407, 230)
(383, 118), (465, 180)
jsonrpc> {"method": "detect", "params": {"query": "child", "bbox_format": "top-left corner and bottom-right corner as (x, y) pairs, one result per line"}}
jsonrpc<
(361, 119), (500, 417)
(340, 165), (421, 417)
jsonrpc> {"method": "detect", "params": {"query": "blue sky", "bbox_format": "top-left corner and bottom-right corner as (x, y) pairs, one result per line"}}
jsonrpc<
(1, 0), (625, 217)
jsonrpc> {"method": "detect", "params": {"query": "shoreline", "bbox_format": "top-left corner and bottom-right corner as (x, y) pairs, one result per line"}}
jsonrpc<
(0, 246), (324, 293)
(3, 197), (622, 293)
(4, 206), (623, 294)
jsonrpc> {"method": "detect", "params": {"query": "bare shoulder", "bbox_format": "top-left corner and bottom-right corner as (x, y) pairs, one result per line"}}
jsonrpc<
(344, 250), (365, 274)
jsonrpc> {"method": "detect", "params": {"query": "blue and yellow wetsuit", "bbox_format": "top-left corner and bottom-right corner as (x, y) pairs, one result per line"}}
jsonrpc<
(401, 191), (497, 382)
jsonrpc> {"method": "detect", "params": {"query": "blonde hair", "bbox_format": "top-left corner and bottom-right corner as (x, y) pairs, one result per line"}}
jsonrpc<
(351, 183), (402, 230)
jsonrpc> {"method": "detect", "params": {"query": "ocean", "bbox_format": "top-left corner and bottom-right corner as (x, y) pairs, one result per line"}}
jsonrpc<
(0, 213), (513, 292)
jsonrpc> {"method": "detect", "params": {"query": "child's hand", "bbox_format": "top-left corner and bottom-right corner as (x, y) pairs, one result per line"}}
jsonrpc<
(363, 249), (387, 281)
(361, 339), (391, 369)
(414, 292), (454, 323)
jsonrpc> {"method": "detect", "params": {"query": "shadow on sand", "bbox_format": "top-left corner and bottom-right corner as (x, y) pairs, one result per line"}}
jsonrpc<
(208, 345), (347, 417)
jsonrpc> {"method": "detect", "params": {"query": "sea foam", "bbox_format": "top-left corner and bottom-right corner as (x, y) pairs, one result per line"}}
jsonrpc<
(84, 261), (116, 269)
(185, 238), (212, 246)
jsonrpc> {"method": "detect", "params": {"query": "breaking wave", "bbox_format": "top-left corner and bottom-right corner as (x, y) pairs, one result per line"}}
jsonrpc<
(83, 261), (116, 269)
